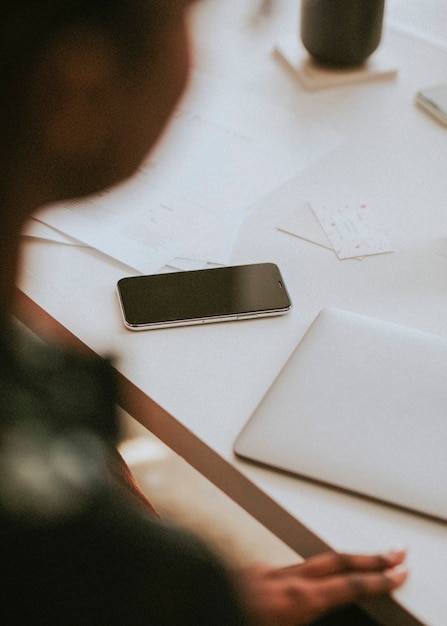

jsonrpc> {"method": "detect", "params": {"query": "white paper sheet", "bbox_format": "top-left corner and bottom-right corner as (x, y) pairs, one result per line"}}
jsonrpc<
(142, 73), (342, 215)
(22, 220), (87, 246)
(278, 202), (333, 251)
(33, 72), (342, 274)
(34, 180), (224, 273)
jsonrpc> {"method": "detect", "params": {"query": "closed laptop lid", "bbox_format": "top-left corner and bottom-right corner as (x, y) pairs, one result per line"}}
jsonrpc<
(234, 308), (447, 521)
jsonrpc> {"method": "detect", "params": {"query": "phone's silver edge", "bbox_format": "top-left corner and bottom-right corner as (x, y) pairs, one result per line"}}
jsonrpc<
(116, 286), (291, 331)
(125, 310), (291, 330)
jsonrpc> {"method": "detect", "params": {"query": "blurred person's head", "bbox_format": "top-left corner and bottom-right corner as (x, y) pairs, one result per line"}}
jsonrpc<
(0, 0), (194, 214)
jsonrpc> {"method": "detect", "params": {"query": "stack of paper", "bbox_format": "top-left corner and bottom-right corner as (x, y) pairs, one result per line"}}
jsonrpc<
(26, 73), (341, 274)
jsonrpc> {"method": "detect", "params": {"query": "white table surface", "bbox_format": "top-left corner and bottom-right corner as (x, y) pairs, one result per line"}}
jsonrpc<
(18, 2), (447, 624)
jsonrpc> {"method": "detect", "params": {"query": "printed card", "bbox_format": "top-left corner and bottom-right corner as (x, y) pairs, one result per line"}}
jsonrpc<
(310, 201), (393, 259)
(278, 201), (393, 260)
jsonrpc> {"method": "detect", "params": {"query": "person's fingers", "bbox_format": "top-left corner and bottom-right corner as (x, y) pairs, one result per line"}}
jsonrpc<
(307, 564), (409, 613)
(278, 548), (407, 579)
(236, 557), (409, 626)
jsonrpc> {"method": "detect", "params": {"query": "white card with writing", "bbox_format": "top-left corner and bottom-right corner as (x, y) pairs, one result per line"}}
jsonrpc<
(310, 202), (393, 259)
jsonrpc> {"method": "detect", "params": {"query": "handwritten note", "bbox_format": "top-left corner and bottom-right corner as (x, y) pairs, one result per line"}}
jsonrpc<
(278, 201), (393, 260)
(311, 202), (393, 259)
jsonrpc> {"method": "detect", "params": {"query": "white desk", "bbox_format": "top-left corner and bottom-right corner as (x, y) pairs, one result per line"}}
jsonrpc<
(18, 1), (447, 624)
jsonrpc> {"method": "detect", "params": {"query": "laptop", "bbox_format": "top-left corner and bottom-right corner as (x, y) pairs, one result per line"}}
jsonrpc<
(234, 308), (447, 521)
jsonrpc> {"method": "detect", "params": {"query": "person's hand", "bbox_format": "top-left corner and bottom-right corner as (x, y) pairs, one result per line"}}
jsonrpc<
(237, 548), (408, 625)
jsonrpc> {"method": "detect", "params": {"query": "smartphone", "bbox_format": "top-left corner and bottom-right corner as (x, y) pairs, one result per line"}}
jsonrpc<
(416, 83), (447, 126)
(117, 263), (292, 330)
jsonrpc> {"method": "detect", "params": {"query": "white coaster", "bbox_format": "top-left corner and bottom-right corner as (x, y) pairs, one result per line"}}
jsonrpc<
(274, 36), (398, 91)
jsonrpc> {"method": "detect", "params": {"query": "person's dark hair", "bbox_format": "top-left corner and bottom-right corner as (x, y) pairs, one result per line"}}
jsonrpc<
(0, 0), (166, 89)
(0, 0), (170, 168)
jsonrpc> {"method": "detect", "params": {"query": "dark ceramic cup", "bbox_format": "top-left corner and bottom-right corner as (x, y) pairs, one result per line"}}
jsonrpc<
(300, 0), (385, 68)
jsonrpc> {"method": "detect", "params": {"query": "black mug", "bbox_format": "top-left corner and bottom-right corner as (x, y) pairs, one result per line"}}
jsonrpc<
(300, 0), (385, 68)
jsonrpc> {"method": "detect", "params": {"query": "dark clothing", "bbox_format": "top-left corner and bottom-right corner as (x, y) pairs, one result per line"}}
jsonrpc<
(0, 318), (247, 625)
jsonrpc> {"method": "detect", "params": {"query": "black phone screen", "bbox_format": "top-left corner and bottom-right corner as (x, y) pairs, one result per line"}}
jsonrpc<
(117, 263), (291, 328)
